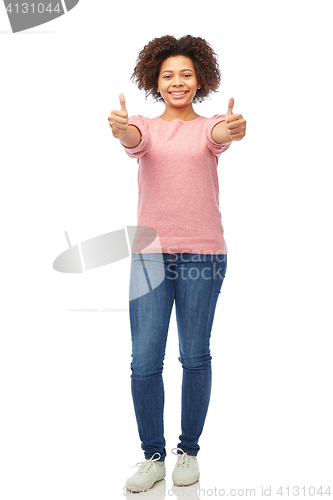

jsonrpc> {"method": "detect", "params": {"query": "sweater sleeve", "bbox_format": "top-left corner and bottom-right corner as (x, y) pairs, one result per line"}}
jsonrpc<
(206, 114), (232, 157)
(121, 115), (152, 158)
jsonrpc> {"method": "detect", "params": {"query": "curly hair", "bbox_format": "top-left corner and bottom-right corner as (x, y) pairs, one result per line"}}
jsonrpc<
(130, 35), (222, 104)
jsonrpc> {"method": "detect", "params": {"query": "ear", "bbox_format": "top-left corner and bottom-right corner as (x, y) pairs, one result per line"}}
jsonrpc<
(197, 83), (201, 90)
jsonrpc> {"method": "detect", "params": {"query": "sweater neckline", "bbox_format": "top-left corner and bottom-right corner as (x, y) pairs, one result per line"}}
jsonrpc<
(157, 115), (204, 123)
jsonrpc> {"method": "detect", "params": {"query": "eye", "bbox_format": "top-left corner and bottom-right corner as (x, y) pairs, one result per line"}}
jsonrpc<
(183, 74), (192, 77)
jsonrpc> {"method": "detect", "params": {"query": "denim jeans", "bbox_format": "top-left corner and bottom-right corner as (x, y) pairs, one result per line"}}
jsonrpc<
(128, 252), (227, 459)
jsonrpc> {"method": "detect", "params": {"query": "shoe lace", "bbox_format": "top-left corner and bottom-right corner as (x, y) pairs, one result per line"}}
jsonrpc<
(171, 447), (189, 468)
(132, 452), (162, 475)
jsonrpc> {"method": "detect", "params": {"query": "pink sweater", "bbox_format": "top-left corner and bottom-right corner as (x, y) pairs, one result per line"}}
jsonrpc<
(122, 115), (231, 255)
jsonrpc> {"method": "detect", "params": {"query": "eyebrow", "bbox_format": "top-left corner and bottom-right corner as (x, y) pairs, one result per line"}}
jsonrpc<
(161, 68), (194, 74)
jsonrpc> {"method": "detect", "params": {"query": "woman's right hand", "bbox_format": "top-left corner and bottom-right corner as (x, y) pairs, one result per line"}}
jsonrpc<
(108, 93), (128, 139)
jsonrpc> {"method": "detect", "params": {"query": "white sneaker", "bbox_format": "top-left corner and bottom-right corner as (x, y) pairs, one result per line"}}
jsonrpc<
(171, 448), (200, 486)
(125, 453), (166, 492)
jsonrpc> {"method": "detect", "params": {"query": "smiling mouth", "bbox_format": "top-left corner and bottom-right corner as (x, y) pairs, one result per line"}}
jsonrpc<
(169, 91), (189, 96)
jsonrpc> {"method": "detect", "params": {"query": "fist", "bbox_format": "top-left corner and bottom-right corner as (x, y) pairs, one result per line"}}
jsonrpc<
(108, 93), (128, 139)
(225, 97), (246, 141)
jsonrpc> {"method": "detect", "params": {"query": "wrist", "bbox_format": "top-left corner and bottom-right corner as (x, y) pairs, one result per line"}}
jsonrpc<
(119, 125), (141, 148)
(211, 120), (233, 145)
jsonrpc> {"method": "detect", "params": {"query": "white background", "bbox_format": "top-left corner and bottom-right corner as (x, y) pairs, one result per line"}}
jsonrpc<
(1, 1), (332, 498)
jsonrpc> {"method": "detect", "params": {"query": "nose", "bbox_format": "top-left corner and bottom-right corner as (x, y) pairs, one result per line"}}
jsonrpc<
(172, 75), (183, 86)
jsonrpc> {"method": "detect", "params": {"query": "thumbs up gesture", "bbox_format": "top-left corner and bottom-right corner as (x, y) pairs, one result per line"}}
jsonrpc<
(225, 97), (246, 142)
(108, 93), (129, 139)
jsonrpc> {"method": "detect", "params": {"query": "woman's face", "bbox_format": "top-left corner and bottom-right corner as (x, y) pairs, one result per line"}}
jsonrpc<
(157, 56), (201, 108)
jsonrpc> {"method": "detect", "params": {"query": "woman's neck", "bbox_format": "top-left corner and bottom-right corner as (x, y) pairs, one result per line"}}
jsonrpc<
(159, 104), (200, 122)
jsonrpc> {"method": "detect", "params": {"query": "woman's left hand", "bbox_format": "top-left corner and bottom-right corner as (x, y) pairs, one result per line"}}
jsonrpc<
(225, 97), (246, 141)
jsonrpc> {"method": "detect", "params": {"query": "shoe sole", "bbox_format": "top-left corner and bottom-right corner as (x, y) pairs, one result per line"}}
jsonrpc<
(173, 475), (200, 487)
(125, 476), (165, 493)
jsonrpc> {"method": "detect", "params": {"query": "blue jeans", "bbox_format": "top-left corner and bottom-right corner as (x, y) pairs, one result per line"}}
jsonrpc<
(128, 252), (227, 459)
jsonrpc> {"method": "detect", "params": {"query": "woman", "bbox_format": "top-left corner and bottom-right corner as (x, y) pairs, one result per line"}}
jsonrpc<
(108, 34), (246, 492)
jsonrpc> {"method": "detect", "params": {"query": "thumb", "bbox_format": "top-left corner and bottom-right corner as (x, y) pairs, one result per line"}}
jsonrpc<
(119, 93), (127, 112)
(226, 97), (234, 118)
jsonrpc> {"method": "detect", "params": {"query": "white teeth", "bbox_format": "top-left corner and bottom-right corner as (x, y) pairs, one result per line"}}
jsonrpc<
(170, 91), (187, 95)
